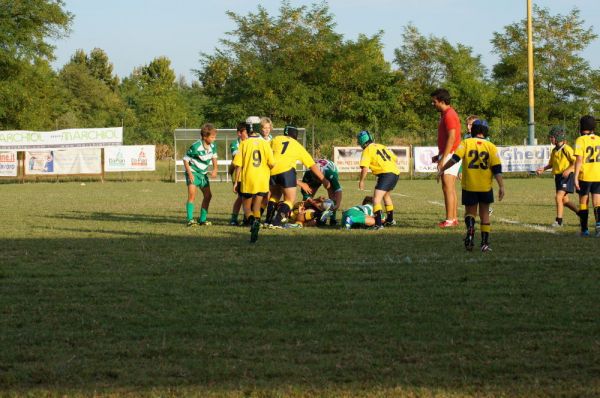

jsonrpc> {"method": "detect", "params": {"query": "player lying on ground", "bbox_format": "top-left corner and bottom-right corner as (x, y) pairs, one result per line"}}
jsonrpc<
(341, 196), (376, 229)
(286, 197), (336, 228)
(298, 158), (342, 225)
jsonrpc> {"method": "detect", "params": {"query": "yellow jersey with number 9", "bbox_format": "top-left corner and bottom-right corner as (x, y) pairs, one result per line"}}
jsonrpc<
(574, 134), (600, 182)
(454, 138), (501, 192)
(359, 143), (399, 175)
(232, 136), (275, 194)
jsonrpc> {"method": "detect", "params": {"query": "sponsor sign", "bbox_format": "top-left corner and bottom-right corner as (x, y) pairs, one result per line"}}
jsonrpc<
(333, 146), (410, 173)
(25, 148), (101, 175)
(0, 127), (123, 150)
(414, 145), (552, 173)
(0, 151), (18, 176)
(104, 146), (156, 172)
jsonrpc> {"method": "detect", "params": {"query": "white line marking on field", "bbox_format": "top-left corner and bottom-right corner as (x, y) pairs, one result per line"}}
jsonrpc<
(427, 200), (556, 234)
(392, 193), (409, 197)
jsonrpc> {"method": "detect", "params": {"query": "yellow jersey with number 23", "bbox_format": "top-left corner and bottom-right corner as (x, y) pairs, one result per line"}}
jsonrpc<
(454, 137), (501, 192)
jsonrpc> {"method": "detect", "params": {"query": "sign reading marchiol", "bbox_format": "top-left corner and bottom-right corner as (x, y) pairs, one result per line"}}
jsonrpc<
(0, 127), (123, 150)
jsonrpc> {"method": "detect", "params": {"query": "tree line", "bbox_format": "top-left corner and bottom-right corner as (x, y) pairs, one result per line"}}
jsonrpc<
(1, 0), (599, 156)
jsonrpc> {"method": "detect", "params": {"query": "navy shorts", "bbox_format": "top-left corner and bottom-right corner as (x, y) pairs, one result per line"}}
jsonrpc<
(462, 189), (494, 206)
(270, 168), (297, 188)
(374, 173), (399, 191)
(240, 191), (268, 199)
(554, 173), (574, 193)
(577, 181), (600, 195)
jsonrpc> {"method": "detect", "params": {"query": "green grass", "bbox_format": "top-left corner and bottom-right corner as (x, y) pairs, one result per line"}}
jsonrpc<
(1, 179), (599, 397)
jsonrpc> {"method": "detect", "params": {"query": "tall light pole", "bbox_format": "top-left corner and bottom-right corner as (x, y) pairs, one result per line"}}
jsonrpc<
(527, 0), (536, 144)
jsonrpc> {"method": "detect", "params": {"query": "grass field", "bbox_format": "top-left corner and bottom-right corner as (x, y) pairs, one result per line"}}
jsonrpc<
(1, 178), (599, 397)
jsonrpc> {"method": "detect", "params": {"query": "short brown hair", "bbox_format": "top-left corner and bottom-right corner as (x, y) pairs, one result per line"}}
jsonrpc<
(362, 196), (373, 205)
(200, 123), (217, 138)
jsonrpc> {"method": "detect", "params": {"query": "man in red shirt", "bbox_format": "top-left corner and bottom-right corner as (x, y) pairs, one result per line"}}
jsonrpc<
(431, 88), (461, 228)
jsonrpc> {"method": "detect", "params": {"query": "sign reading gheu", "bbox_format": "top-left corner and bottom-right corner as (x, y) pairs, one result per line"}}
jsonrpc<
(0, 127), (123, 150)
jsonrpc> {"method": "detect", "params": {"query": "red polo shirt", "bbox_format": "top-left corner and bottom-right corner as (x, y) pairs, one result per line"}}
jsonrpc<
(437, 107), (461, 153)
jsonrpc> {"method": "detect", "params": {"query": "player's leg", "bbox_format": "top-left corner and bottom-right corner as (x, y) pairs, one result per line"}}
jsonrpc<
(372, 189), (387, 228)
(563, 194), (578, 214)
(382, 191), (395, 226)
(478, 202), (492, 252)
(199, 184), (212, 225)
(578, 188), (590, 236)
(441, 173), (458, 225)
(554, 190), (566, 226)
(230, 195), (243, 225)
(271, 186), (296, 227)
(185, 181), (197, 226)
(464, 203), (477, 251)
(591, 189), (600, 237)
(249, 195), (263, 243)
(265, 184), (282, 225)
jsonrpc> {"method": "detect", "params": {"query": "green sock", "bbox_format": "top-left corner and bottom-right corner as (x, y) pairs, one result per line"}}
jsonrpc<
(230, 213), (238, 223)
(186, 202), (194, 221)
(200, 207), (208, 222)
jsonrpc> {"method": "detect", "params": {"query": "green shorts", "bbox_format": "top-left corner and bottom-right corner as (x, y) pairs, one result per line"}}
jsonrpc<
(342, 208), (367, 225)
(186, 172), (209, 188)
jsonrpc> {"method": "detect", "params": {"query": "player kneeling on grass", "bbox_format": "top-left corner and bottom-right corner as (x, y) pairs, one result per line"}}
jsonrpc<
(573, 115), (600, 237)
(298, 158), (342, 225)
(232, 116), (275, 243)
(265, 125), (330, 228)
(183, 123), (218, 226)
(536, 126), (578, 227)
(342, 196), (376, 229)
(438, 120), (504, 252)
(357, 130), (400, 230)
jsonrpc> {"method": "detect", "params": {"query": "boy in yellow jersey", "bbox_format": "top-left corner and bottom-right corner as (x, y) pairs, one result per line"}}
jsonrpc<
(438, 120), (504, 252)
(265, 125), (330, 228)
(536, 126), (577, 227)
(357, 130), (400, 229)
(573, 115), (600, 237)
(232, 116), (275, 243)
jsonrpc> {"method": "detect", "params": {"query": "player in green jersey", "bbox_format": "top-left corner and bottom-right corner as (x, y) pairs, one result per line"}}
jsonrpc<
(341, 196), (376, 229)
(183, 123), (218, 226)
(299, 158), (343, 225)
(228, 122), (248, 225)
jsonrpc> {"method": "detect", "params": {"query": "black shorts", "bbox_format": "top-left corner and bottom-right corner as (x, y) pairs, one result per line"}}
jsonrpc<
(374, 172), (399, 191)
(240, 191), (268, 199)
(555, 173), (575, 193)
(270, 168), (297, 188)
(462, 189), (494, 206)
(577, 181), (600, 195)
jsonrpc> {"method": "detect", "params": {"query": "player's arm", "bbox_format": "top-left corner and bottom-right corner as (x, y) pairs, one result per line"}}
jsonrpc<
(492, 163), (504, 201)
(233, 166), (241, 193)
(183, 159), (194, 183)
(437, 154), (460, 179)
(574, 155), (583, 190)
(297, 180), (312, 194)
(536, 161), (552, 175)
(358, 166), (368, 191)
(328, 189), (342, 211)
(210, 156), (218, 179)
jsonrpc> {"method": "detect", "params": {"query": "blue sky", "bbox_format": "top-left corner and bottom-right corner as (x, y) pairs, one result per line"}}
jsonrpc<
(52, 0), (600, 82)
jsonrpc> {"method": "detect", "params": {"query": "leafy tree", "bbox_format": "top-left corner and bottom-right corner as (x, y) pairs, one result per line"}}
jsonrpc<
(491, 6), (597, 125)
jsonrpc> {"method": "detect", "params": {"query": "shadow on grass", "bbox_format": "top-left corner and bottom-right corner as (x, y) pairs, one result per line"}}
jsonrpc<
(1, 230), (599, 396)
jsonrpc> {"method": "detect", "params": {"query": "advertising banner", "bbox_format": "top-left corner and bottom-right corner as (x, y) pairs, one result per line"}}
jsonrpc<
(498, 145), (551, 172)
(104, 145), (156, 172)
(0, 127), (123, 150)
(414, 145), (552, 173)
(333, 146), (410, 173)
(413, 146), (440, 173)
(25, 148), (101, 175)
(0, 151), (18, 176)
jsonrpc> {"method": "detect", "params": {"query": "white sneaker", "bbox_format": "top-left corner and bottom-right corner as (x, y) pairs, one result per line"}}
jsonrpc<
(551, 221), (563, 227)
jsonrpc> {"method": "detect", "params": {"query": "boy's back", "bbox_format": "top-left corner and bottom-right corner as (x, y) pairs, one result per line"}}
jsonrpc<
(455, 137), (501, 192)
(233, 136), (274, 193)
(270, 135), (314, 175)
(359, 143), (399, 175)
(574, 134), (600, 182)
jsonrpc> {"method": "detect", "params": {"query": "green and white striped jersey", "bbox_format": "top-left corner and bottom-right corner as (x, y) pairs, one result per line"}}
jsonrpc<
(350, 204), (373, 216)
(184, 140), (217, 174)
(230, 138), (241, 157)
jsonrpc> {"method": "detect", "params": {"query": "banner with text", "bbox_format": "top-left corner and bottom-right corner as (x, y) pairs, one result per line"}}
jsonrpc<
(25, 148), (101, 175)
(0, 151), (18, 176)
(414, 145), (552, 173)
(333, 146), (410, 173)
(0, 127), (122, 150)
(104, 145), (156, 172)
